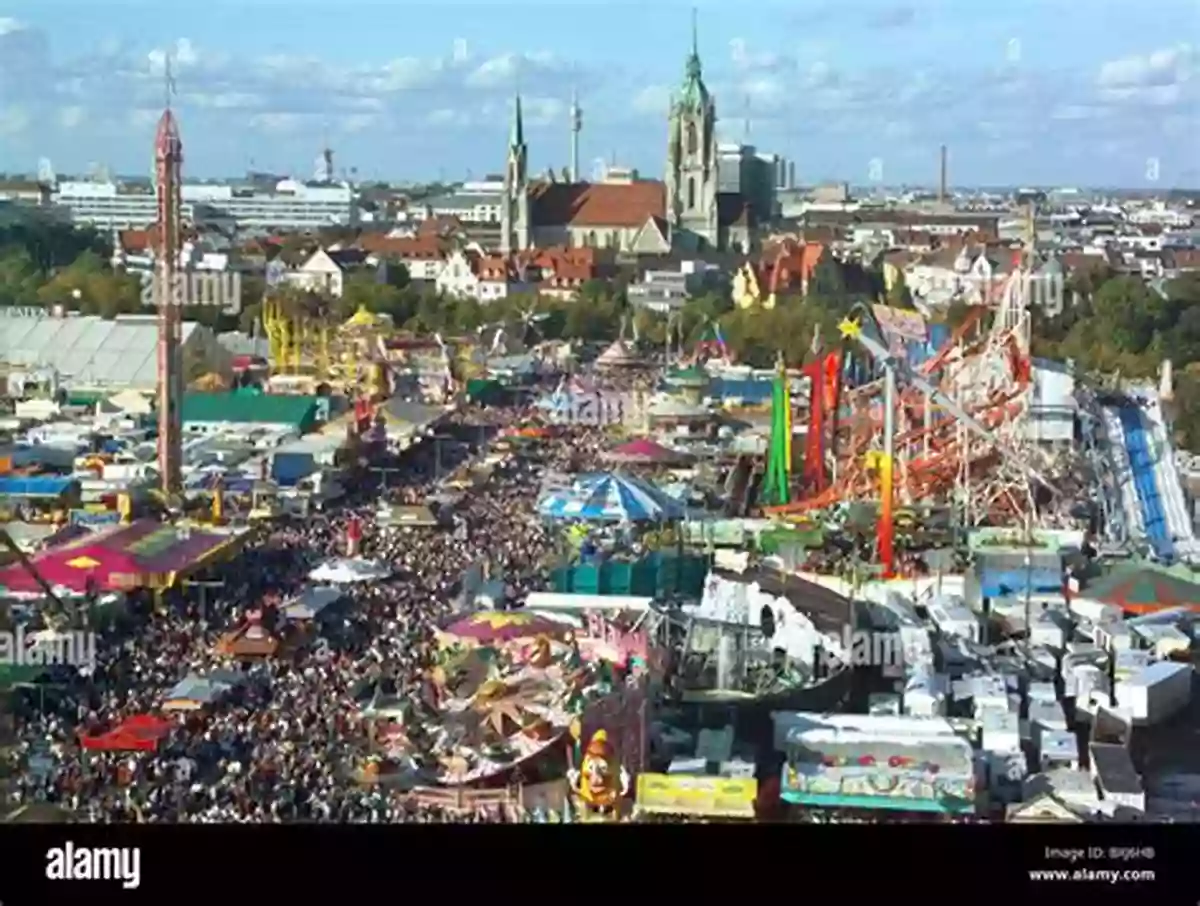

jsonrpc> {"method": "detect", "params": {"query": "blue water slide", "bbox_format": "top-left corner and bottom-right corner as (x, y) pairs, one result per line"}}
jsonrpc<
(1118, 405), (1174, 559)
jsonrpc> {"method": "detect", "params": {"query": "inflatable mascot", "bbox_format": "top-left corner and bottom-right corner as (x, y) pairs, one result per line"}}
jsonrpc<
(567, 729), (630, 822)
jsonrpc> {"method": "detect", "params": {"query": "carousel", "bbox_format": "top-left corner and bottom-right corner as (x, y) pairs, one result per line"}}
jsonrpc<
(366, 610), (632, 791)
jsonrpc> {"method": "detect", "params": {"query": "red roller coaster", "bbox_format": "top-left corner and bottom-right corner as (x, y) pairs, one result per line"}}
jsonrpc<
(767, 265), (1061, 541)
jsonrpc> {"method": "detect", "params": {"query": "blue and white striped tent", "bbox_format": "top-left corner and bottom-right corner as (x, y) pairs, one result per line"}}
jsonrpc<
(537, 472), (684, 522)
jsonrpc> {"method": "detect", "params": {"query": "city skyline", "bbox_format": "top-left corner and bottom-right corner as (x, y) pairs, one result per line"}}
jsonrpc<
(1, 0), (1197, 187)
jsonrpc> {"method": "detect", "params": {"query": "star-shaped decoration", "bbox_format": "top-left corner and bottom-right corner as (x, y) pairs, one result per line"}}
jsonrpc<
(66, 556), (101, 569)
(838, 317), (862, 340)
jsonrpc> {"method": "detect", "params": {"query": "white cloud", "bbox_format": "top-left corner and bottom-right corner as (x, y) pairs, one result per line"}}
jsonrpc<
(184, 92), (262, 110)
(250, 113), (305, 134)
(1096, 45), (1194, 107)
(0, 17), (25, 35)
(340, 114), (379, 134)
(631, 85), (671, 116)
(128, 109), (160, 128)
(57, 106), (85, 129)
(1098, 45), (1192, 89)
(425, 108), (471, 128)
(0, 105), (29, 136)
(522, 97), (564, 126)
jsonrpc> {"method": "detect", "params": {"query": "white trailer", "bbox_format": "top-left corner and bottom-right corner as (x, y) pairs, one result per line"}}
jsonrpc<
(1113, 661), (1193, 726)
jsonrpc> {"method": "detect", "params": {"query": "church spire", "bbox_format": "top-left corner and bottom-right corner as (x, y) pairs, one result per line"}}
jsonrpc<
(680, 9), (708, 109)
(510, 94), (525, 149)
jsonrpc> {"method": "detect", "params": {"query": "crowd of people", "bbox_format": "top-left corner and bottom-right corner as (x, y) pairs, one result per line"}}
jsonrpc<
(3, 394), (612, 823)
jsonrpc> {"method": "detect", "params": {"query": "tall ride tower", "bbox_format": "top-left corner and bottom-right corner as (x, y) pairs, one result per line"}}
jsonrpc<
(569, 88), (582, 182)
(154, 85), (184, 499)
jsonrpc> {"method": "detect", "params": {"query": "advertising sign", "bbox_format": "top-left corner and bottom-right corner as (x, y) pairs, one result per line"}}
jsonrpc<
(635, 774), (757, 819)
(780, 763), (975, 814)
(69, 509), (122, 528)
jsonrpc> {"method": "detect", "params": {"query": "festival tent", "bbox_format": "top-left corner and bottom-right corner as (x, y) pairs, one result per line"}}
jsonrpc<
(537, 472), (685, 522)
(0, 519), (243, 593)
(162, 669), (245, 711)
(602, 437), (693, 466)
(80, 714), (173, 753)
(283, 586), (345, 621)
(1077, 564), (1200, 614)
(595, 340), (642, 369)
(308, 558), (392, 584)
(441, 610), (570, 645)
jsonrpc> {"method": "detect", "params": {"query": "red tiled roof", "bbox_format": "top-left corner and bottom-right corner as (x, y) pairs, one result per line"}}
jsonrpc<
(417, 215), (464, 238)
(758, 240), (824, 295)
(530, 181), (665, 228)
(358, 234), (447, 260)
(118, 226), (198, 254)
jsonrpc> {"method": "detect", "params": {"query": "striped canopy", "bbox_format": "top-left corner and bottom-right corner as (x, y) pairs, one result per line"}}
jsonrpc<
(537, 472), (684, 523)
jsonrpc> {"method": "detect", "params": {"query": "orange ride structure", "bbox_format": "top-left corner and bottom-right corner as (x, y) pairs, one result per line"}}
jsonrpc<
(766, 265), (1063, 577)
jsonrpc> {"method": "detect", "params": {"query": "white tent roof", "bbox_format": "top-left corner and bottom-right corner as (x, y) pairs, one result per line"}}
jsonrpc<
(308, 558), (392, 583)
(0, 314), (200, 390)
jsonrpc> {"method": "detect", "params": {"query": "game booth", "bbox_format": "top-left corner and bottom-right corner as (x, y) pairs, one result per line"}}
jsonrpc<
(779, 718), (977, 817)
(0, 518), (247, 595)
(633, 773), (758, 822)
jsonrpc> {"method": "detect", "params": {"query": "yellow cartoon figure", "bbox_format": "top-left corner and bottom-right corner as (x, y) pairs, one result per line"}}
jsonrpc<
(567, 729), (630, 822)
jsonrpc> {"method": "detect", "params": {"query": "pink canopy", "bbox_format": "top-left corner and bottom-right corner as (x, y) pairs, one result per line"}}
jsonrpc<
(602, 437), (693, 465)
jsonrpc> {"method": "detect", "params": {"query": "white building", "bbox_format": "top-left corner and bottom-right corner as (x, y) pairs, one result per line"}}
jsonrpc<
(278, 248), (364, 298)
(413, 179), (507, 224)
(54, 178), (356, 231)
(434, 249), (536, 303)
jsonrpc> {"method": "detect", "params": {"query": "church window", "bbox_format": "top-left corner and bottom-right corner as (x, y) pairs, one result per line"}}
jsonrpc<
(687, 177), (696, 210)
(685, 122), (698, 155)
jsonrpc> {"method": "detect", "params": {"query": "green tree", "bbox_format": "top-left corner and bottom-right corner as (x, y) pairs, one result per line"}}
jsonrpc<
(0, 248), (40, 306)
(808, 249), (847, 298)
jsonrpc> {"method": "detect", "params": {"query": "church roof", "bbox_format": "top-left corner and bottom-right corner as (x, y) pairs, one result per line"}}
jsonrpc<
(530, 181), (666, 229)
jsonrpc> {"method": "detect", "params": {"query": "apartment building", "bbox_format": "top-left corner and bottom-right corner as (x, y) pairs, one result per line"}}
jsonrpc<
(53, 178), (357, 231)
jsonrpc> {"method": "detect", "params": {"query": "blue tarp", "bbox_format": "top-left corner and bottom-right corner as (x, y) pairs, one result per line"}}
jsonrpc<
(0, 476), (76, 498)
(980, 567), (1062, 599)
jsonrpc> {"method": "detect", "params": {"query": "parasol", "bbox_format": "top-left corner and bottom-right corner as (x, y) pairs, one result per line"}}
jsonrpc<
(537, 472), (685, 522)
(443, 610), (570, 644)
(602, 437), (693, 465)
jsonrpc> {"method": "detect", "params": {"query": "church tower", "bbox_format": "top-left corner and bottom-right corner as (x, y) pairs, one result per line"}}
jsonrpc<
(665, 13), (719, 250)
(500, 95), (530, 254)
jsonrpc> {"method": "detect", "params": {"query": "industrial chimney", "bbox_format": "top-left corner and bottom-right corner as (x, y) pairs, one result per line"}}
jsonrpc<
(939, 145), (948, 203)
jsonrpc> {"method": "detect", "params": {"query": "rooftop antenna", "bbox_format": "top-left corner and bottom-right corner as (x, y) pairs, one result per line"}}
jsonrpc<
(743, 94), (752, 142)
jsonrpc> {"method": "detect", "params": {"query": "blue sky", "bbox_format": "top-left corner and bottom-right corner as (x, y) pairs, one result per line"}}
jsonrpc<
(1, 0), (1197, 187)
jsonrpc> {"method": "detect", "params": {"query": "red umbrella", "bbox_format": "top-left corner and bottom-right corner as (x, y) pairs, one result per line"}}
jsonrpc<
(602, 437), (693, 465)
